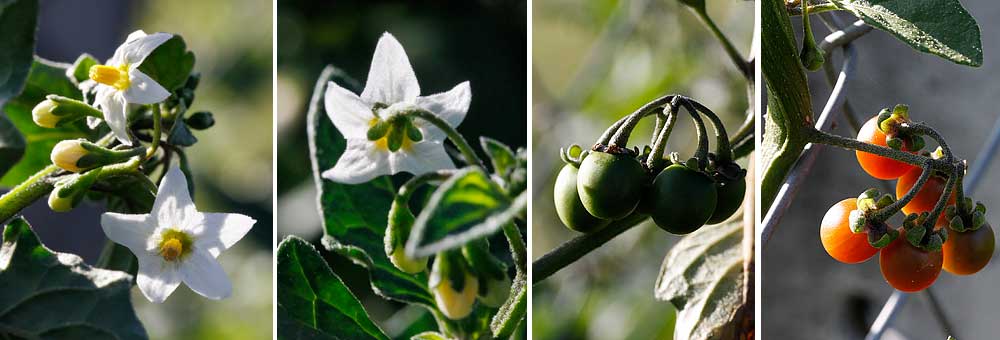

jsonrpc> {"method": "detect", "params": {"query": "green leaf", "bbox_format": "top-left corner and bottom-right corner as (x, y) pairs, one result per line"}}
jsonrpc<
(137, 35), (195, 92)
(0, 0), (37, 102)
(0, 114), (24, 178)
(277, 236), (390, 340)
(479, 137), (516, 179)
(490, 273), (525, 339)
(831, 0), (982, 67)
(308, 65), (435, 306)
(1, 58), (94, 186)
(67, 53), (99, 85)
(410, 332), (449, 340)
(407, 167), (527, 258)
(654, 216), (747, 340)
(0, 218), (146, 339)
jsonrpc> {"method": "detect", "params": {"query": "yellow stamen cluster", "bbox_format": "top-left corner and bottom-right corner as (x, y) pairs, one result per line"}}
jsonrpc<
(157, 229), (194, 262)
(89, 64), (131, 90)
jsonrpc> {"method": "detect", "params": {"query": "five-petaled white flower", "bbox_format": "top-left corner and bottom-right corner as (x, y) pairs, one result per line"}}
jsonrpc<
(87, 30), (172, 145)
(100, 165), (255, 303)
(323, 32), (472, 184)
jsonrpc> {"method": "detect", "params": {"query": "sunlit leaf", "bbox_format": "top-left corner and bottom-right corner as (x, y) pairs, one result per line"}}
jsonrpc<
(407, 167), (527, 258)
(831, 0), (982, 66)
(479, 137), (516, 179)
(137, 35), (195, 92)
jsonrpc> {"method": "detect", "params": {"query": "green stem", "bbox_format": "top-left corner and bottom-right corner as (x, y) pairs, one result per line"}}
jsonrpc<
(532, 213), (648, 284)
(679, 99), (710, 168)
(647, 103), (679, 170)
(692, 8), (751, 80)
(729, 113), (754, 147)
(502, 222), (527, 272)
(804, 127), (951, 171)
(688, 99), (734, 162)
(596, 116), (630, 147)
(788, 2), (841, 16)
(904, 123), (954, 161)
(0, 165), (57, 223)
(924, 165), (959, 231)
(398, 170), (455, 202)
(147, 104), (162, 159)
(407, 110), (483, 168)
(608, 94), (678, 148)
(651, 111), (666, 147)
(871, 163), (932, 221)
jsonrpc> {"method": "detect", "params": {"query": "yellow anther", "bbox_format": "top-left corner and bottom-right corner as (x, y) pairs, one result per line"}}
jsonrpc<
(160, 239), (183, 261)
(89, 64), (131, 90)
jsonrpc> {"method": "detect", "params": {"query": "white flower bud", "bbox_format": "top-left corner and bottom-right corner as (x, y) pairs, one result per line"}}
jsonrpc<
(50, 139), (89, 172)
(32, 99), (61, 128)
(433, 271), (478, 320)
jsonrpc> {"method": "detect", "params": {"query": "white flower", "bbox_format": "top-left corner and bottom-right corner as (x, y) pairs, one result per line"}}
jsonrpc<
(88, 30), (172, 145)
(322, 32), (472, 184)
(100, 165), (255, 303)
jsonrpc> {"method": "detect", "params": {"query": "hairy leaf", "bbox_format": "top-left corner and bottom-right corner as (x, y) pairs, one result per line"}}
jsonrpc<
(831, 0), (982, 67)
(407, 167), (527, 258)
(308, 65), (434, 306)
(137, 35), (195, 92)
(0, 218), (146, 339)
(655, 216), (745, 340)
(1, 58), (94, 186)
(277, 236), (390, 340)
(479, 137), (516, 179)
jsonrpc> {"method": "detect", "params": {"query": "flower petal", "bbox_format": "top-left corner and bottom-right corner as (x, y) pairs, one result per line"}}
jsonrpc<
(111, 31), (172, 67)
(360, 33), (420, 104)
(388, 140), (455, 175)
(414, 81), (471, 141)
(325, 81), (374, 139)
(124, 70), (170, 104)
(101, 212), (155, 251)
(96, 88), (132, 145)
(321, 140), (391, 184)
(180, 250), (232, 300)
(193, 213), (256, 258)
(136, 254), (182, 303)
(152, 165), (198, 228)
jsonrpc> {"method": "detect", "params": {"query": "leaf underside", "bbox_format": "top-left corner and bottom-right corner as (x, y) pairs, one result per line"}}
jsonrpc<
(654, 216), (745, 340)
(307, 65), (434, 307)
(0, 218), (146, 339)
(831, 0), (982, 66)
(276, 236), (390, 340)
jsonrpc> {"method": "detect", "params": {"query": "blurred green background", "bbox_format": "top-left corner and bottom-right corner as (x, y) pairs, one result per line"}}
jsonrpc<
(276, 0), (526, 338)
(3, 0), (274, 339)
(531, 0), (752, 339)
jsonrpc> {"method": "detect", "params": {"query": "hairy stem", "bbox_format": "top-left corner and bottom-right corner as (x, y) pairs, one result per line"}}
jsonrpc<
(688, 99), (734, 162)
(647, 104), (679, 170)
(692, 8), (751, 80)
(408, 109), (483, 168)
(788, 2), (841, 16)
(804, 127), (952, 172)
(871, 163), (932, 221)
(532, 213), (648, 284)
(147, 104), (162, 159)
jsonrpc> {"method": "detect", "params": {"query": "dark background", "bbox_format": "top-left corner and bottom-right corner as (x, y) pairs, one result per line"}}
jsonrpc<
(275, 0), (527, 337)
(763, 2), (1000, 339)
(1, 0), (274, 338)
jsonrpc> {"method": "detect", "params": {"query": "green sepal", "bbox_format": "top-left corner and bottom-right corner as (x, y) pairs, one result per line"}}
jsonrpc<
(976, 201), (986, 215)
(367, 119), (389, 141)
(73, 142), (145, 170)
(47, 95), (103, 119)
(949, 215), (966, 232)
(971, 210), (986, 230)
(925, 232), (944, 252)
(875, 194), (895, 209)
(905, 225), (926, 246)
(849, 209), (867, 233)
(869, 227), (897, 248)
(856, 188), (881, 213)
(385, 198), (415, 256)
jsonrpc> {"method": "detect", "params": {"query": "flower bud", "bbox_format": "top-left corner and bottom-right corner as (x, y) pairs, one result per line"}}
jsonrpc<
(51, 140), (91, 172)
(32, 99), (61, 128)
(47, 168), (102, 212)
(384, 199), (427, 273)
(430, 252), (478, 320)
(50, 139), (145, 173)
(185, 111), (215, 130)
